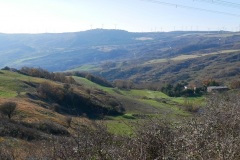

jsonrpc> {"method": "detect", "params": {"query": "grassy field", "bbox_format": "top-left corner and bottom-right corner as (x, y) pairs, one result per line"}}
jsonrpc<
(0, 70), (48, 98)
(73, 76), (115, 94)
(201, 49), (240, 56)
(0, 71), (70, 126)
(0, 71), (31, 98)
(144, 49), (240, 65)
(74, 76), (203, 114)
(0, 71), (205, 136)
(106, 120), (134, 135)
(73, 76), (205, 134)
(68, 64), (100, 72)
(204, 32), (240, 38)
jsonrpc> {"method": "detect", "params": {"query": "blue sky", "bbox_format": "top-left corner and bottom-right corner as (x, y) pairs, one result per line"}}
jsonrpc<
(0, 0), (240, 33)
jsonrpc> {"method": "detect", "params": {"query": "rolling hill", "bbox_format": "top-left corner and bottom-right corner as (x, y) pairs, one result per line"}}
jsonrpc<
(0, 68), (196, 147)
(0, 68), (195, 118)
(1, 29), (240, 85)
(0, 70), (238, 160)
(1, 30), (240, 159)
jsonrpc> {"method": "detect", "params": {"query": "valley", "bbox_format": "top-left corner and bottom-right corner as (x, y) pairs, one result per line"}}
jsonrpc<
(0, 30), (240, 159)
(2, 29), (240, 86)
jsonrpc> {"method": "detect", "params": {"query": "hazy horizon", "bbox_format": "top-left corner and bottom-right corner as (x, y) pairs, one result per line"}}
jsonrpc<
(0, 0), (240, 34)
(0, 28), (239, 35)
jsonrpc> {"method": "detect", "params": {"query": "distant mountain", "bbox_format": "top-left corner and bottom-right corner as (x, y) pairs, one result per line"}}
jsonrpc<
(0, 29), (215, 70)
(1, 29), (240, 84)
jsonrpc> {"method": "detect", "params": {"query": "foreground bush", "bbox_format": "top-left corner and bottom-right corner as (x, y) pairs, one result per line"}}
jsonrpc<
(0, 92), (239, 159)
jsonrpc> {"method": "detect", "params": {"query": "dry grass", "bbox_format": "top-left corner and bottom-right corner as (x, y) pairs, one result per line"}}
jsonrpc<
(0, 92), (239, 159)
(0, 98), (67, 126)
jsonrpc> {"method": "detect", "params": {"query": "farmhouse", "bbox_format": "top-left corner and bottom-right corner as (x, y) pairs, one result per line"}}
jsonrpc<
(207, 86), (229, 93)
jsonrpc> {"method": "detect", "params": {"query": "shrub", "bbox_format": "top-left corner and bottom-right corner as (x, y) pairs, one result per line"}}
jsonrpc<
(72, 71), (113, 87)
(20, 67), (76, 84)
(65, 116), (72, 128)
(0, 102), (17, 119)
(182, 99), (200, 113)
(34, 121), (70, 136)
(230, 80), (240, 89)
(0, 119), (45, 141)
(37, 82), (65, 102)
(0, 147), (14, 160)
(36, 81), (124, 117)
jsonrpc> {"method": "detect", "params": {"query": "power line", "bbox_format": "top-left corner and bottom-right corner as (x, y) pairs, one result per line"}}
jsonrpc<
(139, 0), (240, 17)
(212, 0), (240, 6)
(193, 0), (240, 9)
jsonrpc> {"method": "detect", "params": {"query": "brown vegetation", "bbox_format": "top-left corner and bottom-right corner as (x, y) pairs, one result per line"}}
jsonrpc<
(35, 81), (124, 117)
(230, 80), (240, 89)
(97, 52), (240, 87)
(0, 92), (239, 159)
(20, 67), (75, 84)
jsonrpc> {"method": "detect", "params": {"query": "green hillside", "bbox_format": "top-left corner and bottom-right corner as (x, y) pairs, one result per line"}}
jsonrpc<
(0, 68), (202, 130)
(2, 68), (239, 160)
(0, 69), (124, 117)
(0, 70), (44, 97)
(94, 50), (240, 86)
(73, 76), (202, 117)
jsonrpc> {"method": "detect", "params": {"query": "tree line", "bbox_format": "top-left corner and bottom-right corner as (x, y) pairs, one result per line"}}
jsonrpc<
(19, 67), (75, 84)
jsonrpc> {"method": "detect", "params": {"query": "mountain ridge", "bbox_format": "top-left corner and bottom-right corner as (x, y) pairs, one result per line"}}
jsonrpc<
(0, 29), (223, 70)
(1, 29), (240, 85)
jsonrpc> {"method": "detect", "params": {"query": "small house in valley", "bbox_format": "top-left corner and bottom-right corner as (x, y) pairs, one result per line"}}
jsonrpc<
(207, 86), (229, 93)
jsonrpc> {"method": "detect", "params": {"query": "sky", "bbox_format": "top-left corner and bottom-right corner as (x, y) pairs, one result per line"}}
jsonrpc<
(0, 0), (240, 33)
